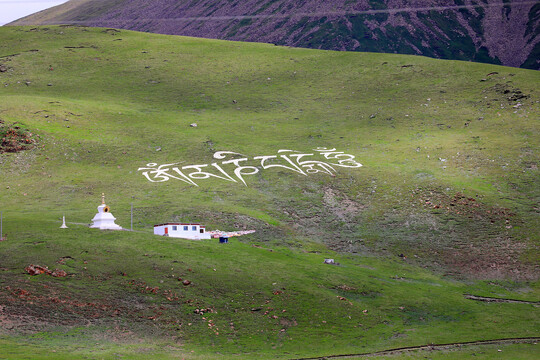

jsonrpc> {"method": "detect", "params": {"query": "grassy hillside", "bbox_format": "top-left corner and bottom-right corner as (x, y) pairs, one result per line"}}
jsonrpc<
(0, 26), (538, 358)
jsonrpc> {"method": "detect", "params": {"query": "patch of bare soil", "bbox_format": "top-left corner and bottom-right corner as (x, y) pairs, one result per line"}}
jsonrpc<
(442, 237), (536, 281)
(419, 191), (515, 222)
(0, 121), (38, 153)
(0, 283), (125, 332)
(417, 190), (537, 280)
(323, 187), (365, 221)
(0, 273), (186, 336)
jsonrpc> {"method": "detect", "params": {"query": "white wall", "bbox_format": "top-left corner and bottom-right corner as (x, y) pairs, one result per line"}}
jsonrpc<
(154, 224), (211, 240)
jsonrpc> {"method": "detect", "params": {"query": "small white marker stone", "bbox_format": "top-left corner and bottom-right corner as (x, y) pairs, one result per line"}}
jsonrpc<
(60, 215), (68, 229)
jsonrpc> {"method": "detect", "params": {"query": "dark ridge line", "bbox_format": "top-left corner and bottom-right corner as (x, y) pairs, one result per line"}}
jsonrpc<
(464, 294), (540, 305)
(0, 53), (20, 59)
(0, 49), (39, 59)
(290, 337), (540, 360)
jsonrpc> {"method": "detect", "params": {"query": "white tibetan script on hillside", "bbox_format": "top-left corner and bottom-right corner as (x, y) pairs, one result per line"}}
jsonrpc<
(138, 147), (362, 187)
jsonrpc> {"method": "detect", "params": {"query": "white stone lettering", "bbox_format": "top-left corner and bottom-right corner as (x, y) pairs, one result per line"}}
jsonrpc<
(221, 158), (259, 186)
(181, 163), (238, 183)
(138, 148), (362, 186)
(253, 154), (307, 175)
(278, 150), (336, 175)
(314, 147), (363, 168)
(138, 163), (198, 186)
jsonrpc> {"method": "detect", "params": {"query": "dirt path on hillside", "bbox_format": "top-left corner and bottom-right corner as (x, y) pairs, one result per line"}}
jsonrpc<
(291, 337), (539, 359)
(464, 294), (540, 306)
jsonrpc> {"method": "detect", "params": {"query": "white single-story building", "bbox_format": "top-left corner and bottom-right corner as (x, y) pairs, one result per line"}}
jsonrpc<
(154, 223), (211, 240)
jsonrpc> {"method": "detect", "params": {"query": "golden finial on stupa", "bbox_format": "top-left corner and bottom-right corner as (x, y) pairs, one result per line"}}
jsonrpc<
(101, 193), (105, 205)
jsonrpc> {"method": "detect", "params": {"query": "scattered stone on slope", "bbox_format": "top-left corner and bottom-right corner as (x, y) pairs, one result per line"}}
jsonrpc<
(25, 264), (68, 277)
(50, 269), (68, 277)
(0, 122), (38, 153)
(484, 83), (530, 103)
(25, 264), (49, 276)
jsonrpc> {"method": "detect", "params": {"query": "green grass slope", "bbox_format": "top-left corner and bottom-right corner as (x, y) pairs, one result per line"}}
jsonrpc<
(0, 26), (538, 358)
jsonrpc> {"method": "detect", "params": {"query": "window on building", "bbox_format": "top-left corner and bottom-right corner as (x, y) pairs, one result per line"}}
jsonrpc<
(200, 229), (204, 233)
(192, 225), (197, 231)
(183, 226), (188, 231)
(172, 226), (177, 231)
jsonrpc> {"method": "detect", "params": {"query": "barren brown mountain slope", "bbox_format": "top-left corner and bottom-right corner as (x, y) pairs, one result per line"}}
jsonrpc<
(9, 0), (540, 69)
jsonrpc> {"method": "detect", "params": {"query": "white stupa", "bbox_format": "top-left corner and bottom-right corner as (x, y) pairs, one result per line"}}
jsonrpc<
(90, 193), (123, 230)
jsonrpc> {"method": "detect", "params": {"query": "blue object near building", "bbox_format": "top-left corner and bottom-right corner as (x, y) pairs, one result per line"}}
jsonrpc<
(219, 236), (229, 243)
